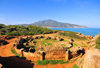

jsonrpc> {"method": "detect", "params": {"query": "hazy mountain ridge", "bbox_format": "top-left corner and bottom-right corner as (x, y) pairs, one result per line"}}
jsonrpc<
(22, 19), (87, 28)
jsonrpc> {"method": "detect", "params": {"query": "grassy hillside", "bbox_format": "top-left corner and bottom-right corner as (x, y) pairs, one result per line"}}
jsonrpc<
(0, 24), (57, 36)
(59, 31), (86, 40)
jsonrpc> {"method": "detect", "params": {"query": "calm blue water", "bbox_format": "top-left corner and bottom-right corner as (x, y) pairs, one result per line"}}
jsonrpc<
(50, 28), (100, 37)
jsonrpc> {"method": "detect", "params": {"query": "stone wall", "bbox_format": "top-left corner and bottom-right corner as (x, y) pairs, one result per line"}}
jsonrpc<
(14, 47), (67, 61)
(14, 47), (42, 61)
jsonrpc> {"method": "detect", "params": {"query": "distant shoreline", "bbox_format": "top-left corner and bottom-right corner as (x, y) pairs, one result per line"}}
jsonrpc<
(50, 28), (100, 37)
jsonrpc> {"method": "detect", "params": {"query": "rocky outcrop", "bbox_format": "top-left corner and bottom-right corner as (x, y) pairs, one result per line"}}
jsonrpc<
(77, 33), (93, 40)
(77, 33), (85, 37)
(85, 35), (93, 40)
(78, 48), (100, 68)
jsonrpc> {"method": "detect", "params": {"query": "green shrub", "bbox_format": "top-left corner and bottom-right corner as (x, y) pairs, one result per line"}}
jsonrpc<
(0, 25), (56, 36)
(73, 64), (79, 68)
(41, 41), (52, 46)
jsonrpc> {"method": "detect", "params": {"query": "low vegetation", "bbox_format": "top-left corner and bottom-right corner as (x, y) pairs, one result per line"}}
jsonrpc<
(73, 64), (79, 68)
(11, 47), (24, 58)
(0, 24), (57, 36)
(59, 31), (86, 40)
(96, 35), (100, 49)
(73, 43), (78, 47)
(82, 43), (88, 47)
(36, 60), (69, 65)
(41, 40), (52, 46)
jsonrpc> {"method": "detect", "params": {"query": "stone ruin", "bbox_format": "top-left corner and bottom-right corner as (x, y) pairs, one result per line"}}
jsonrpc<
(45, 36), (64, 41)
(14, 37), (35, 53)
(65, 39), (85, 61)
(12, 35), (85, 61)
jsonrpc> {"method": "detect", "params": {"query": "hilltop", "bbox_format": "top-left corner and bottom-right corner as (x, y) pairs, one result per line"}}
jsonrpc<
(22, 19), (87, 28)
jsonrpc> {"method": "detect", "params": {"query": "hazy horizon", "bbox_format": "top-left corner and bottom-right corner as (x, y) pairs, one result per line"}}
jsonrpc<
(0, 0), (100, 28)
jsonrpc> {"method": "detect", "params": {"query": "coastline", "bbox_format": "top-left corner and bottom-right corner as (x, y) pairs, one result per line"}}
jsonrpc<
(50, 28), (100, 37)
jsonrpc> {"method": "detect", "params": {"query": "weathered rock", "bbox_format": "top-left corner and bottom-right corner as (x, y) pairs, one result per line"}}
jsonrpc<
(85, 35), (93, 40)
(77, 33), (85, 37)
(81, 49), (100, 68)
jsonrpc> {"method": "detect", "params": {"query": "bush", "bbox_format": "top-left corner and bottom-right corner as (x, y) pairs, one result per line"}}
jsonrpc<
(73, 64), (79, 68)
(0, 25), (57, 36)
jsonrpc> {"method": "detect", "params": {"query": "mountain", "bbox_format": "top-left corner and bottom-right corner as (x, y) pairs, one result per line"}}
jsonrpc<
(22, 19), (87, 28)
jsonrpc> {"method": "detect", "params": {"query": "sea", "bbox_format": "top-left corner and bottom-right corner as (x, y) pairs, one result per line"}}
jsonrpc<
(50, 28), (100, 37)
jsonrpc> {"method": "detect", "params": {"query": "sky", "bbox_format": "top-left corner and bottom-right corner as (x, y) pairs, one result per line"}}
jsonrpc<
(0, 0), (100, 28)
